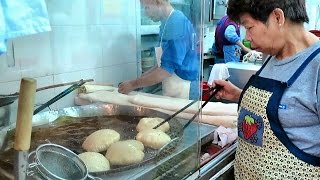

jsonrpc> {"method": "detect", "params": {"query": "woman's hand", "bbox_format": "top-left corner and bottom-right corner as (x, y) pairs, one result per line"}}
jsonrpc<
(212, 80), (242, 102)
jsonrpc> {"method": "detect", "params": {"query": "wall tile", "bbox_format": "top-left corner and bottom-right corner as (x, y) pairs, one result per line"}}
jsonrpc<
(46, 0), (101, 26)
(102, 63), (137, 87)
(79, 68), (104, 83)
(51, 26), (103, 74)
(101, 25), (137, 67)
(100, 0), (137, 25)
(122, 62), (138, 80)
(15, 32), (53, 78)
(0, 48), (22, 83)
(0, 80), (20, 94)
(0, 1), (140, 110)
(102, 66), (124, 87)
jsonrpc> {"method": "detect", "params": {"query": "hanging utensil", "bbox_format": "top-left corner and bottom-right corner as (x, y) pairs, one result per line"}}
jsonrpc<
(0, 79), (94, 107)
(14, 78), (37, 180)
(0, 94), (19, 107)
(33, 79), (89, 115)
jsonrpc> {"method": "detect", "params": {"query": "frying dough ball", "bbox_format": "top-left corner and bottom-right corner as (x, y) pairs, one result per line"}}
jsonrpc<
(136, 117), (170, 132)
(136, 129), (171, 149)
(78, 152), (110, 172)
(124, 139), (144, 151)
(82, 129), (120, 152)
(106, 140), (144, 166)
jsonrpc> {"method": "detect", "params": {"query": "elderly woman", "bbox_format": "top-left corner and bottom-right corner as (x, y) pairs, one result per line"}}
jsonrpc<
(213, 0), (320, 179)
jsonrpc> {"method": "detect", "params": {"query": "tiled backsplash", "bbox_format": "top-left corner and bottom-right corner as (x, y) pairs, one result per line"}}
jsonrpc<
(0, 0), (139, 115)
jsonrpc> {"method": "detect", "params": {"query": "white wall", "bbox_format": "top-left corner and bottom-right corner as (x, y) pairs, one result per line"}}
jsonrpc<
(305, 0), (320, 30)
(0, 0), (139, 114)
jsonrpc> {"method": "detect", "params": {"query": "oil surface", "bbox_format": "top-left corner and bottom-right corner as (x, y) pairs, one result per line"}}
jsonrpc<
(0, 115), (156, 170)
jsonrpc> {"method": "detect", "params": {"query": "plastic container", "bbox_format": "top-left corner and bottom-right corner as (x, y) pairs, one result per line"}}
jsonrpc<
(202, 81), (210, 101)
(242, 39), (251, 49)
(310, 30), (320, 37)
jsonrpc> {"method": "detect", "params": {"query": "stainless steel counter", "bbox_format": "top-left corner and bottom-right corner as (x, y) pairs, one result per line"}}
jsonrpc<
(226, 62), (261, 89)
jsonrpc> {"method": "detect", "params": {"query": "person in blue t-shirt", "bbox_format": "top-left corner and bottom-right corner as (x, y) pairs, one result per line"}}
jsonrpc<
(118, 0), (199, 100)
(213, 15), (251, 63)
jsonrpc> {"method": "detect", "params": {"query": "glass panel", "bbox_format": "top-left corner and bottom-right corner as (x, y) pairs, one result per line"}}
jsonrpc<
(0, 0), (204, 179)
(135, 0), (204, 179)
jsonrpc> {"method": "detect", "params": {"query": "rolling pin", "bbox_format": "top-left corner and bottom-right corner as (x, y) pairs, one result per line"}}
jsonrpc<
(14, 78), (37, 180)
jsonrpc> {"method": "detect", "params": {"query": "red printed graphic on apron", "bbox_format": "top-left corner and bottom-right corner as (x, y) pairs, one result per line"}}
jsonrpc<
(242, 115), (259, 140)
(238, 108), (264, 146)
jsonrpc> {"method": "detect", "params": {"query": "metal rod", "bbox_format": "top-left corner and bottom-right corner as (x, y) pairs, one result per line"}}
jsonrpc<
(0, 79), (94, 96)
(182, 85), (223, 130)
(153, 87), (215, 129)
(35, 79), (93, 92)
(33, 79), (87, 115)
(14, 151), (28, 180)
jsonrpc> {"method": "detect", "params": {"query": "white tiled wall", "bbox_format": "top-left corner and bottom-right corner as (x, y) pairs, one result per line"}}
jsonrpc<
(0, 0), (139, 115)
(305, 0), (320, 30)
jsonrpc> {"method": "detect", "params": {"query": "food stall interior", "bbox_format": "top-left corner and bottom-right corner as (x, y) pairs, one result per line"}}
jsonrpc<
(0, 0), (237, 179)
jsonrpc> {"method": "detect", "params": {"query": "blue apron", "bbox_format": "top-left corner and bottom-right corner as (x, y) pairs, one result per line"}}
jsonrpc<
(235, 48), (320, 179)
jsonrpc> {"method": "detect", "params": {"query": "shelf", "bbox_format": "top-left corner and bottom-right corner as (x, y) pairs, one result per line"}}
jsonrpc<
(141, 25), (159, 35)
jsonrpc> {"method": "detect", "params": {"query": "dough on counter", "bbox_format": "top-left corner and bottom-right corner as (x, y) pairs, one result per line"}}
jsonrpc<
(78, 90), (133, 106)
(136, 129), (171, 149)
(136, 117), (170, 132)
(128, 94), (238, 116)
(78, 152), (110, 172)
(106, 140), (144, 166)
(82, 129), (120, 152)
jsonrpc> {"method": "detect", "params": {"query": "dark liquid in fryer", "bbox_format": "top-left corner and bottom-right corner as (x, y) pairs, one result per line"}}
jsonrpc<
(0, 115), (158, 170)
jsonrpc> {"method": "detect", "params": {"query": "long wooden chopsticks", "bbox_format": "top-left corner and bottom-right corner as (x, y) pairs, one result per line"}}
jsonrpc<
(153, 83), (224, 129)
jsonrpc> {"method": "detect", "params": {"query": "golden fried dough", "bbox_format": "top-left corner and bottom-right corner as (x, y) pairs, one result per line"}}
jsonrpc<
(82, 129), (120, 152)
(136, 129), (171, 149)
(78, 152), (110, 172)
(136, 117), (170, 132)
(106, 140), (144, 166)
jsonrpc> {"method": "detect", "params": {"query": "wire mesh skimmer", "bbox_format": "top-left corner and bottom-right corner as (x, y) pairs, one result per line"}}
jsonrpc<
(27, 143), (101, 180)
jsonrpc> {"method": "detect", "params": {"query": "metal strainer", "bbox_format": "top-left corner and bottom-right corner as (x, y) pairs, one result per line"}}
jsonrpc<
(27, 143), (100, 180)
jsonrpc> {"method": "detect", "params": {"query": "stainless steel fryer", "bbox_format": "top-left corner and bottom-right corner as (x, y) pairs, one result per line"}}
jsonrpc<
(0, 103), (186, 179)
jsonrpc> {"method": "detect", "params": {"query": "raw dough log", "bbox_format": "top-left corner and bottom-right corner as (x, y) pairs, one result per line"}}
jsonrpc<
(82, 129), (120, 152)
(129, 94), (238, 116)
(78, 90), (134, 106)
(200, 115), (237, 128)
(136, 129), (171, 149)
(153, 108), (237, 128)
(136, 117), (170, 132)
(78, 152), (110, 172)
(75, 91), (238, 128)
(106, 140), (144, 166)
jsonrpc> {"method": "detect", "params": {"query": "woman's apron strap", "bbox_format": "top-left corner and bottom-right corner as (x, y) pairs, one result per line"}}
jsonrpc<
(287, 47), (320, 86)
(269, 47), (320, 166)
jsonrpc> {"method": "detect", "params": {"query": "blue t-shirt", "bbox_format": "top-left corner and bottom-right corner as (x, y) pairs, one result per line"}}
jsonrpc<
(159, 10), (199, 81)
(223, 25), (241, 63)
